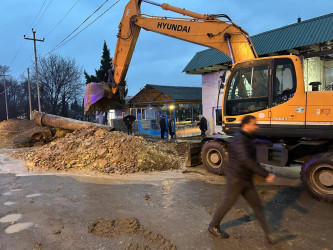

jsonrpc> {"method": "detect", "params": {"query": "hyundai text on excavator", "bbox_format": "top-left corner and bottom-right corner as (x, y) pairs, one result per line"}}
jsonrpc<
(84, 0), (333, 203)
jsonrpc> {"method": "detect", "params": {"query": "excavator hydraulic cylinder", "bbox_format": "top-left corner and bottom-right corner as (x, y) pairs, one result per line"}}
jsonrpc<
(142, 0), (207, 19)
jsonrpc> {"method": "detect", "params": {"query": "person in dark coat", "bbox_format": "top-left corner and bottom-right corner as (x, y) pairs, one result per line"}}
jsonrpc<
(159, 115), (167, 139)
(124, 118), (133, 135)
(208, 115), (278, 244)
(168, 117), (175, 139)
(197, 115), (208, 137)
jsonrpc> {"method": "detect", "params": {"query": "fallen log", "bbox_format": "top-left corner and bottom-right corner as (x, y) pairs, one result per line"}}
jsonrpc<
(32, 111), (114, 131)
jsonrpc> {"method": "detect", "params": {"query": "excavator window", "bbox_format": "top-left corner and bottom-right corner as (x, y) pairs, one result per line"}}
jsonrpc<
(272, 58), (297, 106)
(226, 65), (269, 116)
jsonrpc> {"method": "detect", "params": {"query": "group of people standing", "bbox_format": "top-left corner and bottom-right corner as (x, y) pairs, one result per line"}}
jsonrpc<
(125, 114), (208, 140)
(159, 115), (175, 140)
(160, 115), (208, 140)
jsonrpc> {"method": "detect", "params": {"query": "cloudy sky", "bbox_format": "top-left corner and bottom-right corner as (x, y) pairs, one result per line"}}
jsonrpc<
(1, 0), (333, 95)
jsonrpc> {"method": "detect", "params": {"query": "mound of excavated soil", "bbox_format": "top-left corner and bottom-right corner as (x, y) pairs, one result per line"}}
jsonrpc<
(88, 217), (176, 250)
(0, 119), (52, 149)
(14, 127), (188, 174)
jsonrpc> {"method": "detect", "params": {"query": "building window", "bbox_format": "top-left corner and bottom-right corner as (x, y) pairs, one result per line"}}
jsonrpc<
(134, 108), (147, 120)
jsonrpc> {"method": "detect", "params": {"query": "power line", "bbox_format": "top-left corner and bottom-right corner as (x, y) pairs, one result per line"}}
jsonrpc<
(45, 0), (80, 38)
(5, 0), (120, 92)
(0, 82), (13, 95)
(30, 0), (79, 58)
(8, 39), (25, 67)
(17, 52), (35, 71)
(34, 0), (54, 29)
(46, 0), (120, 55)
(45, 0), (110, 55)
(25, 0), (48, 36)
(8, 0), (48, 67)
(54, 0), (121, 50)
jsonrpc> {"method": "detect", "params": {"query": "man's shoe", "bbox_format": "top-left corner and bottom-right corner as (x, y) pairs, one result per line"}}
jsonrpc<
(266, 232), (280, 244)
(208, 226), (230, 238)
(267, 232), (295, 244)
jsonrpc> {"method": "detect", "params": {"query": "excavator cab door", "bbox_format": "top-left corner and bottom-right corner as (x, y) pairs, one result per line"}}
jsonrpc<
(223, 56), (305, 137)
(270, 57), (305, 135)
(223, 59), (273, 134)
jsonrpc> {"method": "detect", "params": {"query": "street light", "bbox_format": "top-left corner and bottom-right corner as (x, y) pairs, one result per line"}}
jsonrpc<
(169, 104), (175, 110)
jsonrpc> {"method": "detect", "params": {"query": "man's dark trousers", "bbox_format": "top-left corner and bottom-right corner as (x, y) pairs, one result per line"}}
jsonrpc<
(209, 177), (270, 233)
(161, 128), (166, 139)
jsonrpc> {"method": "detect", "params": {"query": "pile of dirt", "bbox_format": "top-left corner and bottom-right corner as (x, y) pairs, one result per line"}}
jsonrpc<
(0, 119), (53, 149)
(88, 217), (176, 250)
(14, 127), (188, 174)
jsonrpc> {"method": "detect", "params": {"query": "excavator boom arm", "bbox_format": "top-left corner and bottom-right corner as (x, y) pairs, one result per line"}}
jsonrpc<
(84, 0), (257, 113)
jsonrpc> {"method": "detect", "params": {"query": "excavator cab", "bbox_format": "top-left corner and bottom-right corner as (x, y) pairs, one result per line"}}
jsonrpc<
(223, 54), (333, 139)
(223, 55), (308, 137)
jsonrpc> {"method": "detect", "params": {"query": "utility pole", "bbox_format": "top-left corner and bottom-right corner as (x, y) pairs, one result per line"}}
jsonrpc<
(27, 68), (32, 120)
(1, 75), (9, 120)
(24, 29), (44, 112)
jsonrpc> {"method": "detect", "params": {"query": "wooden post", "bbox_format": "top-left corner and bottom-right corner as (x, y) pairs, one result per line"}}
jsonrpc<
(27, 68), (32, 120)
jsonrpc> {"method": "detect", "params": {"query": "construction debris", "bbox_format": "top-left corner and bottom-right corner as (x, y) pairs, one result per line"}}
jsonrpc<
(0, 119), (53, 148)
(14, 127), (188, 174)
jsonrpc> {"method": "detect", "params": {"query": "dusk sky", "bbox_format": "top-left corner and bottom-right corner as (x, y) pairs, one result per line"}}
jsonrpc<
(1, 0), (333, 96)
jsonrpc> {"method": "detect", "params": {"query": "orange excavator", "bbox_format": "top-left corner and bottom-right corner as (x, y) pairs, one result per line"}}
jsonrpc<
(84, 0), (333, 203)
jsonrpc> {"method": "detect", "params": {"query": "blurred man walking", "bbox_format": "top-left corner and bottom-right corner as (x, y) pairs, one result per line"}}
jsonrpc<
(208, 115), (278, 244)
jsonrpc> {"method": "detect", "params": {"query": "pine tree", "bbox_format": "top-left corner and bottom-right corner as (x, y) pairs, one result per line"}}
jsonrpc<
(84, 41), (129, 111)
(95, 41), (112, 82)
(84, 41), (112, 84)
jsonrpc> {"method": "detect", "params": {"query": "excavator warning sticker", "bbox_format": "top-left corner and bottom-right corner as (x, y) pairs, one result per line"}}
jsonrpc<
(273, 117), (287, 121)
(295, 107), (304, 113)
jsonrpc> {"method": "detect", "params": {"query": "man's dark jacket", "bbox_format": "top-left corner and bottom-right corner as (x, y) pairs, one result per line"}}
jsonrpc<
(124, 119), (132, 129)
(198, 117), (208, 131)
(159, 118), (166, 129)
(226, 130), (269, 181)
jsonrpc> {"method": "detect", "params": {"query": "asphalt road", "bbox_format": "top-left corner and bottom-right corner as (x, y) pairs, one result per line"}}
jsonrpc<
(0, 150), (332, 250)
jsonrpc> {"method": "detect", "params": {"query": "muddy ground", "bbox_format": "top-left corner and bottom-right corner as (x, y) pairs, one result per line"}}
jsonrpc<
(0, 150), (332, 250)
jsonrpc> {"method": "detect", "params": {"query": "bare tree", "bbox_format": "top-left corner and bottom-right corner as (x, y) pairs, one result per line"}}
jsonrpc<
(32, 54), (83, 116)
(0, 65), (21, 120)
(0, 65), (9, 75)
(0, 67), (35, 121)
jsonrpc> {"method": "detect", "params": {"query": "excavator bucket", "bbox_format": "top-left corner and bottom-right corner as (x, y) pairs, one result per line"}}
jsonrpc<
(84, 82), (114, 114)
(84, 78), (126, 114)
